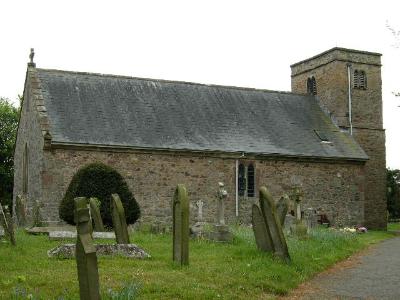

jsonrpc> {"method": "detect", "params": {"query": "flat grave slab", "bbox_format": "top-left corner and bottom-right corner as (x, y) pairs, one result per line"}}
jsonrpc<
(49, 231), (115, 240)
(48, 243), (150, 259)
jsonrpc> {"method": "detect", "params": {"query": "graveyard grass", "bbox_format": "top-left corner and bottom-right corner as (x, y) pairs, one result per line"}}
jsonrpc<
(0, 227), (394, 300)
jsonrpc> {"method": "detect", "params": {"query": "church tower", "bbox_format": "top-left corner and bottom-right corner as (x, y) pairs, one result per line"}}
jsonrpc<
(291, 47), (386, 229)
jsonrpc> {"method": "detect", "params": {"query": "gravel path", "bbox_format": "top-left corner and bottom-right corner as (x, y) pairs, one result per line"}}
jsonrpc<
(284, 236), (400, 300)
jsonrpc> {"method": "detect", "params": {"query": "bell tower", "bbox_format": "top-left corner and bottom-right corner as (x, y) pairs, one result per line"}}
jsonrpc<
(291, 47), (386, 229)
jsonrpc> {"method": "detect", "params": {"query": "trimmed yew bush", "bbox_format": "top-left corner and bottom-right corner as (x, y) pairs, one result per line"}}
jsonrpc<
(59, 163), (140, 227)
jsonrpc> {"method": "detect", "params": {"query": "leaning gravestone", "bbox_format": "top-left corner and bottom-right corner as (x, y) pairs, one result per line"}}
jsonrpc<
(0, 203), (16, 246)
(252, 187), (290, 262)
(111, 194), (130, 244)
(89, 197), (105, 232)
(15, 194), (27, 227)
(172, 184), (189, 265)
(74, 197), (101, 300)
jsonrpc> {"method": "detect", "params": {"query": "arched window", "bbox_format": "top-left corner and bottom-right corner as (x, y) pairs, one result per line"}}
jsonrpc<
(22, 143), (28, 194)
(307, 76), (317, 95)
(238, 163), (245, 196)
(247, 164), (255, 197)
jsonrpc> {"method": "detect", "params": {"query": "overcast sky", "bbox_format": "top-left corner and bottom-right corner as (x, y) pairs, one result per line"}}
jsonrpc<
(1, 0), (399, 168)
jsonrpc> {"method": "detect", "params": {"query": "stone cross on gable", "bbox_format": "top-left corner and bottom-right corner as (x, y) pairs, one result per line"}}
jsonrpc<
(196, 200), (204, 222)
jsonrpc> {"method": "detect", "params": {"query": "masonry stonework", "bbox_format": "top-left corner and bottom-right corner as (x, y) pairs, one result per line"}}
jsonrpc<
(13, 68), (45, 220)
(291, 48), (386, 229)
(39, 147), (365, 227)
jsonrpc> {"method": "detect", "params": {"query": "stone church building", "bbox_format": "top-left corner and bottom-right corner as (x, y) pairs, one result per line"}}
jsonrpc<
(13, 47), (386, 229)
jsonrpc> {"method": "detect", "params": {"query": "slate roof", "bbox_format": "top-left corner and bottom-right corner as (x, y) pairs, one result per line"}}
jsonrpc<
(35, 68), (368, 161)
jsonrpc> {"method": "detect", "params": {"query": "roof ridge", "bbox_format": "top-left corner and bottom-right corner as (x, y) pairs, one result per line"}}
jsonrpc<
(36, 68), (309, 97)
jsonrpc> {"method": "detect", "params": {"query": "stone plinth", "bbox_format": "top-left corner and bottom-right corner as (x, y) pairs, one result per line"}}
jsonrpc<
(209, 224), (233, 243)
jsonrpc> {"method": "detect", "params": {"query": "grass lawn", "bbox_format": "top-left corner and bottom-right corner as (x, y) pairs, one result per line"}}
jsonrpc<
(0, 226), (394, 299)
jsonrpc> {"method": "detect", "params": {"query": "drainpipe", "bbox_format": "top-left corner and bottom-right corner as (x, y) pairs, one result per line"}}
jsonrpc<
(347, 63), (353, 135)
(235, 159), (239, 217)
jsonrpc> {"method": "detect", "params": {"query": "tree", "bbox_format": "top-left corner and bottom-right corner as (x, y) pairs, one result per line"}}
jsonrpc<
(0, 97), (19, 208)
(387, 168), (400, 219)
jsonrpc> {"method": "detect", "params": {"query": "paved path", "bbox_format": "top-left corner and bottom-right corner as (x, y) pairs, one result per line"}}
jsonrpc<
(285, 236), (400, 300)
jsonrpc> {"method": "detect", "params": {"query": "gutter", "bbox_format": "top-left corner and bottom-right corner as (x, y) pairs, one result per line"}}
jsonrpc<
(347, 63), (353, 135)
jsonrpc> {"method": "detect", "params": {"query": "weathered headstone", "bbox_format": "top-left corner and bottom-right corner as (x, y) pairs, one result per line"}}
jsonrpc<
(196, 200), (204, 222)
(276, 194), (289, 226)
(304, 208), (318, 231)
(0, 203), (16, 246)
(210, 182), (233, 242)
(217, 182), (227, 225)
(111, 194), (130, 244)
(32, 200), (43, 227)
(74, 197), (100, 300)
(251, 204), (274, 252)
(252, 187), (290, 262)
(172, 184), (189, 265)
(89, 198), (105, 232)
(15, 194), (27, 227)
(283, 214), (295, 233)
(190, 200), (208, 238)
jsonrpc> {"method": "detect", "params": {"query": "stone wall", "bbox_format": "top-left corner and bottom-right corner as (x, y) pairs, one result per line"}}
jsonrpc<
(41, 147), (365, 227)
(291, 48), (386, 229)
(13, 67), (45, 220)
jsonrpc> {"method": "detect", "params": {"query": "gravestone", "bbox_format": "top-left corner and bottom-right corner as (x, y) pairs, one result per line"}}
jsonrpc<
(289, 186), (308, 238)
(0, 203), (16, 246)
(89, 198), (105, 232)
(32, 200), (43, 227)
(74, 197), (100, 300)
(111, 194), (130, 244)
(276, 194), (289, 226)
(252, 204), (273, 252)
(252, 187), (290, 262)
(283, 214), (295, 233)
(209, 182), (233, 242)
(196, 200), (204, 222)
(172, 184), (189, 265)
(304, 208), (318, 231)
(190, 200), (208, 238)
(15, 194), (27, 227)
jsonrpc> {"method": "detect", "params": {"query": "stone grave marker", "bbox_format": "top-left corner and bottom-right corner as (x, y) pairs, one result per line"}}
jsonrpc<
(304, 208), (318, 230)
(74, 197), (100, 300)
(111, 194), (130, 244)
(276, 194), (289, 226)
(172, 184), (189, 265)
(89, 197), (105, 232)
(252, 186), (290, 262)
(32, 200), (44, 227)
(15, 194), (27, 227)
(0, 203), (16, 246)
(210, 182), (233, 242)
(190, 200), (208, 238)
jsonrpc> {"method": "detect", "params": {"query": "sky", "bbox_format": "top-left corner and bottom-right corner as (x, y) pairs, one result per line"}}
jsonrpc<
(1, 0), (399, 168)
